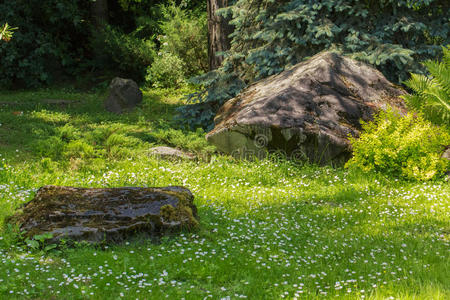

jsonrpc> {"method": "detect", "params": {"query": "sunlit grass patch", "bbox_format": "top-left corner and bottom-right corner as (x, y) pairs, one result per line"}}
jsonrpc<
(0, 88), (449, 299)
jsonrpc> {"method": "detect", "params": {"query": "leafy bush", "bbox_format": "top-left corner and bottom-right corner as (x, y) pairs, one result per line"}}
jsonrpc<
(90, 25), (156, 83)
(346, 109), (449, 181)
(146, 52), (186, 88)
(144, 3), (208, 88)
(158, 3), (208, 77)
(402, 45), (450, 127)
(35, 136), (65, 160)
(57, 124), (81, 142)
(105, 133), (141, 149)
(64, 140), (96, 159)
(104, 133), (142, 159)
(0, 0), (90, 88)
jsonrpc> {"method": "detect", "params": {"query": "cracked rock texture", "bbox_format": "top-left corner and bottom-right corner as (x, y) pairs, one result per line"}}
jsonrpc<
(206, 51), (406, 164)
(11, 185), (198, 243)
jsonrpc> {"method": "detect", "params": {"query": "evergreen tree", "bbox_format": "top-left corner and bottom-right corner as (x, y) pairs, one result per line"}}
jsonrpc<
(207, 0), (234, 70)
(180, 0), (449, 129)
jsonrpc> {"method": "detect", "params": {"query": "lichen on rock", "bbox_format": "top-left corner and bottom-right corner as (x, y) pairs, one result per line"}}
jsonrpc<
(206, 51), (407, 165)
(9, 185), (199, 244)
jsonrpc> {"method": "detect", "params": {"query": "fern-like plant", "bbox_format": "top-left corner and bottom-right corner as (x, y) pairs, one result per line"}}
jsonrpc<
(402, 45), (450, 127)
(0, 23), (16, 42)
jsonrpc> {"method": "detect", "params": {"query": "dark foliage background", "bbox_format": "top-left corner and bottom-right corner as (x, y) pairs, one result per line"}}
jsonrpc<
(0, 0), (206, 89)
(0, 0), (91, 88)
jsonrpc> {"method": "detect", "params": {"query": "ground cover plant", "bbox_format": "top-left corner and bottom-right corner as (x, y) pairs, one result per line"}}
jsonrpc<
(346, 108), (449, 181)
(0, 89), (449, 299)
(402, 45), (450, 127)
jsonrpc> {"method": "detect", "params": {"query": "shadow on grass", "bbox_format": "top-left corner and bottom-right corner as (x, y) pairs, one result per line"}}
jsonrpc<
(0, 89), (187, 162)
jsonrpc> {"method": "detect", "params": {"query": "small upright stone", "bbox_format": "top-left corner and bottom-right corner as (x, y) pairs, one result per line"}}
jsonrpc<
(104, 77), (143, 114)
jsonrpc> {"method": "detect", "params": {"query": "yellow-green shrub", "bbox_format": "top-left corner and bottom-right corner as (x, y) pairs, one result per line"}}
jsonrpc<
(346, 109), (449, 181)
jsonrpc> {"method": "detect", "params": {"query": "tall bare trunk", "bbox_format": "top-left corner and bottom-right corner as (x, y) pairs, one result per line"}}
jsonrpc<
(207, 0), (234, 70)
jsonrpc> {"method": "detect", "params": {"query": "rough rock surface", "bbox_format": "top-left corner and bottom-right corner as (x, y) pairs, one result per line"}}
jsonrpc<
(442, 147), (450, 160)
(12, 185), (198, 243)
(443, 146), (450, 178)
(206, 51), (406, 164)
(104, 77), (143, 114)
(149, 146), (195, 160)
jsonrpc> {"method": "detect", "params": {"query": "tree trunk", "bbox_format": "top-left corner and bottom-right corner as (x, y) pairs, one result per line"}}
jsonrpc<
(91, 0), (109, 28)
(207, 0), (234, 70)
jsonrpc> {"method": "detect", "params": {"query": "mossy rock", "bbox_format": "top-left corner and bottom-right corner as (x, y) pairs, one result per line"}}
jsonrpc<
(206, 51), (407, 165)
(9, 185), (199, 243)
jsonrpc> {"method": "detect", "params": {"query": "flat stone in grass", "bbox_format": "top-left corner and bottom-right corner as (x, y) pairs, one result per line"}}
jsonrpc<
(149, 146), (195, 160)
(10, 185), (198, 243)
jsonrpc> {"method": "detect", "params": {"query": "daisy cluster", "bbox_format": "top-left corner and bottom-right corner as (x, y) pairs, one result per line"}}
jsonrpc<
(0, 157), (448, 299)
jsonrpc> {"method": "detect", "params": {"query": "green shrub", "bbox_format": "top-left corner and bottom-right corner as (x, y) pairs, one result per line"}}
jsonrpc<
(35, 136), (65, 159)
(146, 52), (186, 88)
(144, 3), (207, 88)
(402, 45), (450, 127)
(57, 124), (81, 142)
(0, 0), (90, 88)
(346, 109), (449, 181)
(105, 133), (141, 149)
(84, 125), (119, 146)
(107, 146), (134, 160)
(158, 3), (208, 77)
(64, 140), (96, 159)
(90, 25), (156, 83)
(104, 133), (142, 159)
(39, 158), (59, 172)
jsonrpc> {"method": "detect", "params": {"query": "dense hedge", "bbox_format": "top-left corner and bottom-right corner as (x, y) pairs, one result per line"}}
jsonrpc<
(0, 0), (92, 88)
(0, 0), (206, 88)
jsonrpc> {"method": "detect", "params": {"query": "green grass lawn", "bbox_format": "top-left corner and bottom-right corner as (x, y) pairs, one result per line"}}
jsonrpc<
(0, 88), (449, 299)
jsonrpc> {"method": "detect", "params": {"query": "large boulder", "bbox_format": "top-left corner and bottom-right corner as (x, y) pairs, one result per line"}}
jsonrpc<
(206, 51), (406, 164)
(104, 77), (143, 114)
(11, 185), (198, 243)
